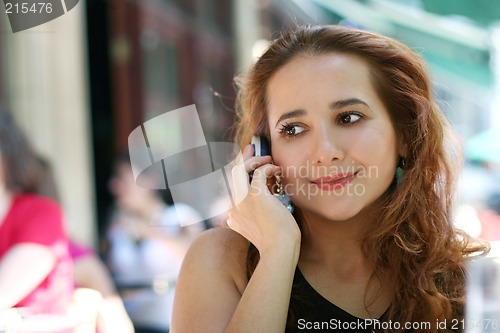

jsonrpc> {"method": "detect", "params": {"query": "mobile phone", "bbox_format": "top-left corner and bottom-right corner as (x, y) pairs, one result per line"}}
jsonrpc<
(251, 135), (270, 157)
(249, 136), (270, 182)
(250, 136), (293, 213)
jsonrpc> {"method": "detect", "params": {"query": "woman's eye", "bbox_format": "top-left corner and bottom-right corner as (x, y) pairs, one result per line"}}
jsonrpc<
(280, 123), (305, 137)
(339, 112), (362, 124)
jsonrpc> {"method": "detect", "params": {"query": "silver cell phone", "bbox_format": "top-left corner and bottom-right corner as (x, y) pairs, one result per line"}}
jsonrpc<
(249, 136), (270, 182)
(251, 135), (270, 157)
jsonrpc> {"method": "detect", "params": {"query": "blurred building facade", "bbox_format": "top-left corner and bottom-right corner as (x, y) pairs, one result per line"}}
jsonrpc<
(87, 0), (237, 236)
(0, 3), (95, 246)
(0, 0), (499, 246)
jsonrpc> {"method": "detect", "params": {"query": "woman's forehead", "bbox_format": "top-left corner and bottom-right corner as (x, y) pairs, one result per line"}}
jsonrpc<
(266, 53), (379, 118)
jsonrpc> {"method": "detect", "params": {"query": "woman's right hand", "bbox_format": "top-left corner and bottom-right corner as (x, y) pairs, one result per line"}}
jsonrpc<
(228, 144), (301, 258)
(172, 144), (301, 333)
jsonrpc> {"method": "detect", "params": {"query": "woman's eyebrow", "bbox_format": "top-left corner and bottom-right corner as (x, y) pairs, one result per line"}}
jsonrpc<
(273, 98), (370, 128)
(329, 98), (370, 110)
(274, 109), (307, 128)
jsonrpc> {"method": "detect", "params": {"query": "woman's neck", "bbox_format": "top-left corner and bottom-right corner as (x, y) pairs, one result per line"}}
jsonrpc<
(298, 205), (376, 278)
(296, 199), (392, 317)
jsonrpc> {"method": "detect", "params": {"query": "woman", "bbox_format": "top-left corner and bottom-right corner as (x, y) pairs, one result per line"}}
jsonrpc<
(171, 25), (488, 332)
(0, 107), (73, 314)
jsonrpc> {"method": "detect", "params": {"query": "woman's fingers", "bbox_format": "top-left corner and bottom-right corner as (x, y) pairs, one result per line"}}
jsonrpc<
(231, 145), (272, 204)
(242, 144), (254, 159)
(231, 162), (281, 206)
(243, 144), (272, 174)
(250, 164), (282, 194)
(231, 160), (249, 206)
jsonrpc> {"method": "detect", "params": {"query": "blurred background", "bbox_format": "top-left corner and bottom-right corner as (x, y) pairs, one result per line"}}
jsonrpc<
(0, 0), (499, 248)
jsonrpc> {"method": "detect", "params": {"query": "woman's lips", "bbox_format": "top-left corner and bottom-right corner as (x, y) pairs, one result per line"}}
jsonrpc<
(310, 173), (356, 191)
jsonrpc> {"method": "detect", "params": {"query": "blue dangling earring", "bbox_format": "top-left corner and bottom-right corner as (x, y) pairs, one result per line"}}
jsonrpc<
(274, 176), (294, 213)
(396, 157), (405, 186)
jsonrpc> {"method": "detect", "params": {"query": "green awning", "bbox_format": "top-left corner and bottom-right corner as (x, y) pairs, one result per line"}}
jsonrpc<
(310, 0), (493, 88)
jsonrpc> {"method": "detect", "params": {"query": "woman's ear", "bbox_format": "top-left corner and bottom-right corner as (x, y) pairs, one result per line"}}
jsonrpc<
(398, 144), (408, 159)
(397, 132), (408, 158)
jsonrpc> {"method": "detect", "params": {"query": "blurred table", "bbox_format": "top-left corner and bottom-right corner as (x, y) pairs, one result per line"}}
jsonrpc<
(0, 288), (102, 333)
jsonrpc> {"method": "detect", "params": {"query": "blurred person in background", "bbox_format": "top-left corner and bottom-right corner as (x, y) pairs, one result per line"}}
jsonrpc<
(36, 156), (135, 333)
(477, 192), (500, 241)
(105, 152), (204, 333)
(69, 240), (135, 333)
(455, 164), (500, 242)
(0, 107), (73, 314)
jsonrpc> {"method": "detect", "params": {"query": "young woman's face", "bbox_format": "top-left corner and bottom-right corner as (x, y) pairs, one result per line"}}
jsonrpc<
(267, 53), (404, 222)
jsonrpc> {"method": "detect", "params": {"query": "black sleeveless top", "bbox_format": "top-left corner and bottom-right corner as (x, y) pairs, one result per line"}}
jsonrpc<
(285, 268), (384, 333)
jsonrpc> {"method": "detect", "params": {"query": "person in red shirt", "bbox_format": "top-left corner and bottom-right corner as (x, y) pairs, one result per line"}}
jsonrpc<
(69, 240), (135, 333)
(0, 107), (73, 314)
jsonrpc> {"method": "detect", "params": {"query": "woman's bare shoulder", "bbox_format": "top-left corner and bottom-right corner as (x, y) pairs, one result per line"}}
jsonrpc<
(173, 228), (250, 331)
(181, 227), (249, 291)
(190, 226), (248, 252)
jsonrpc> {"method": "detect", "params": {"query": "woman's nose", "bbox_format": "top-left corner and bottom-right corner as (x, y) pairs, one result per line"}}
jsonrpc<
(311, 127), (344, 165)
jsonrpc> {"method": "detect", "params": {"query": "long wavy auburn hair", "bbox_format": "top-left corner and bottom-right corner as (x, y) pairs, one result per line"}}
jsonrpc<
(233, 25), (489, 332)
